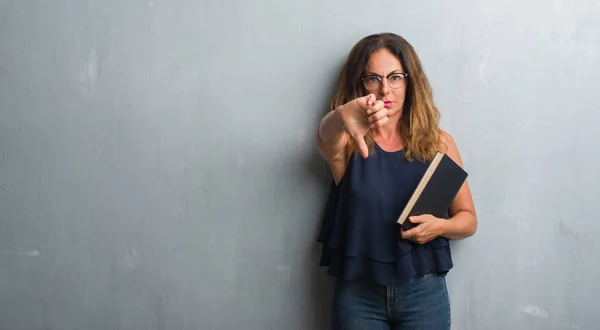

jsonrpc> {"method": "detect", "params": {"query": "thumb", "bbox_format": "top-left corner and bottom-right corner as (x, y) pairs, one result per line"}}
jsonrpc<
(355, 134), (369, 159)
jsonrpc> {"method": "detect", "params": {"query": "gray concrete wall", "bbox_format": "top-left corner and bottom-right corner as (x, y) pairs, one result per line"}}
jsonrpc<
(1, 0), (599, 329)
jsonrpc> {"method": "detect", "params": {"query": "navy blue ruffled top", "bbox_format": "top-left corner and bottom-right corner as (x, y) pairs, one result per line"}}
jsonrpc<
(317, 142), (453, 285)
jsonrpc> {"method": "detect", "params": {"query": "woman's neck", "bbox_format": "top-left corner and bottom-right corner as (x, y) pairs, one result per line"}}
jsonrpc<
(373, 115), (404, 146)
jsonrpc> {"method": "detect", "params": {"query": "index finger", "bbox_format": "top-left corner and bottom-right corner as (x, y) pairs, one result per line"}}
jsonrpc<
(366, 94), (376, 106)
(400, 227), (411, 239)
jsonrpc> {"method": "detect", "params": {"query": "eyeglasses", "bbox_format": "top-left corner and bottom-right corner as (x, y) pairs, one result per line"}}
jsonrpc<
(360, 72), (408, 91)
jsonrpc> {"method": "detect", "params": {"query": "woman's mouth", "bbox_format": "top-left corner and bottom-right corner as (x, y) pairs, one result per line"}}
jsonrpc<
(384, 101), (393, 107)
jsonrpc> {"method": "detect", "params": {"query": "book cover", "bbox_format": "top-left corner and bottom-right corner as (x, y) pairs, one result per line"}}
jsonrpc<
(397, 152), (468, 230)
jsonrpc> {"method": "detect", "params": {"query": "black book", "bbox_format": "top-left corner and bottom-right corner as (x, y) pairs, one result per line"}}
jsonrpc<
(397, 152), (468, 230)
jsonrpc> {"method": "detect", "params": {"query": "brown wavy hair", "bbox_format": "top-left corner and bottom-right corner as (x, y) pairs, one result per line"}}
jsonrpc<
(329, 32), (442, 163)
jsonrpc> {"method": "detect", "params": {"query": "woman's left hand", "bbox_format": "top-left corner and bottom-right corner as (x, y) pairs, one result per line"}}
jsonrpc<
(400, 214), (444, 244)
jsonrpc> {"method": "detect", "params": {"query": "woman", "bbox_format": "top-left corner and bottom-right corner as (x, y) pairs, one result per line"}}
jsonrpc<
(315, 32), (477, 329)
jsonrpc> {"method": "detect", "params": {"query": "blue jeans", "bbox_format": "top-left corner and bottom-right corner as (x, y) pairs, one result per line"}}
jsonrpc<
(331, 274), (451, 330)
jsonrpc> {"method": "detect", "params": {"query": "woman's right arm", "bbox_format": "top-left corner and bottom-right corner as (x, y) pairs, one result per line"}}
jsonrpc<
(316, 107), (349, 184)
(316, 94), (387, 184)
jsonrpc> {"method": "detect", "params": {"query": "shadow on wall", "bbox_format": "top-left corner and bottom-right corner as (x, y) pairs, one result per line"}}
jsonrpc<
(302, 109), (338, 329)
(302, 145), (335, 330)
(267, 58), (344, 329)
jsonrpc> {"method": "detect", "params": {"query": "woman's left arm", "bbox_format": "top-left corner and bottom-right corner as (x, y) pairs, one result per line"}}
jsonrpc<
(400, 131), (477, 243)
(437, 131), (478, 240)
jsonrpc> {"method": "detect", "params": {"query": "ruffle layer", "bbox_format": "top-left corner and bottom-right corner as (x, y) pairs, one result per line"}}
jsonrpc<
(317, 180), (454, 285)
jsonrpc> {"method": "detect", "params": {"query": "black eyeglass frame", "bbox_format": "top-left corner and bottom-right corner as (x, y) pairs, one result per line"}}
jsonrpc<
(360, 72), (409, 91)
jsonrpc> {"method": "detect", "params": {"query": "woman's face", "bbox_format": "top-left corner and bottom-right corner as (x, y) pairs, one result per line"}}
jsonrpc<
(362, 48), (408, 118)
